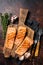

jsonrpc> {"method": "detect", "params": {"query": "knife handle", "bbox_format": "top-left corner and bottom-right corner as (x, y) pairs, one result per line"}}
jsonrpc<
(35, 41), (40, 57)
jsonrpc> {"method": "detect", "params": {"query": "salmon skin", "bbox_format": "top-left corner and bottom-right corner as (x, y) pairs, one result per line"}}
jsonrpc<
(15, 36), (33, 56)
(3, 25), (17, 57)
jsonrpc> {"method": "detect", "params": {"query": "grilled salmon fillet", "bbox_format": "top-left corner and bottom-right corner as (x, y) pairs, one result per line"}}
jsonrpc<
(3, 25), (17, 57)
(15, 36), (33, 56)
(14, 26), (26, 46)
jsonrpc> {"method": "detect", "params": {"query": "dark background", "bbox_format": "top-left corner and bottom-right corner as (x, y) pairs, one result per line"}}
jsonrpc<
(0, 0), (43, 65)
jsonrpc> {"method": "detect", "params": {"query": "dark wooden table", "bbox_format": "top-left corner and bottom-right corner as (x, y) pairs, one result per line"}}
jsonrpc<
(0, 0), (43, 65)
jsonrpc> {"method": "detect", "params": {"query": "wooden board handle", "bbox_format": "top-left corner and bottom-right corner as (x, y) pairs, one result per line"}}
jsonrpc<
(19, 8), (28, 25)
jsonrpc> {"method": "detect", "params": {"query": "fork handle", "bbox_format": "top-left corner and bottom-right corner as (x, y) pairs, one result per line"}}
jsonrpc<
(35, 41), (40, 56)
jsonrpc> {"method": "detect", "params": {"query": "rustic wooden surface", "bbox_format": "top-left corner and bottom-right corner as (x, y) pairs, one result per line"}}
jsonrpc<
(0, 0), (43, 65)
